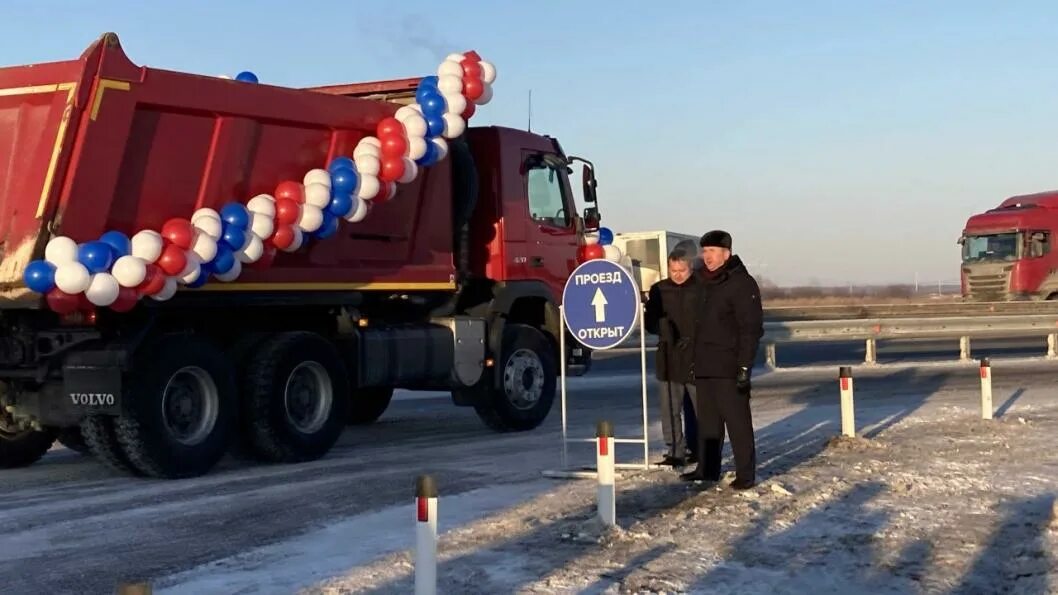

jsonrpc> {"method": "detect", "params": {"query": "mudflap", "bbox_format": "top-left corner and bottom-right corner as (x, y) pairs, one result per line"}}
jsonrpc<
(59, 350), (124, 419)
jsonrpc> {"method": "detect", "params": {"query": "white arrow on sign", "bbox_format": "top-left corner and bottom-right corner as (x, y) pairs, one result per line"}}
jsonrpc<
(591, 288), (608, 322)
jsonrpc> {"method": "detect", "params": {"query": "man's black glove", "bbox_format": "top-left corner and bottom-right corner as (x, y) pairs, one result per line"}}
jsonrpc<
(736, 367), (752, 396)
(676, 336), (691, 350)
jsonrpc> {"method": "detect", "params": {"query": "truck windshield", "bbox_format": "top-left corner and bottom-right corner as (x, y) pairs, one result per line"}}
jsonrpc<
(962, 232), (1020, 262)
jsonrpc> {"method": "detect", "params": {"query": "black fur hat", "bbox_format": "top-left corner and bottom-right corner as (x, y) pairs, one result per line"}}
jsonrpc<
(699, 230), (732, 250)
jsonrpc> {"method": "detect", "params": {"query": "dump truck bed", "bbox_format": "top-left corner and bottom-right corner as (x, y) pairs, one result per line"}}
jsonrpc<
(0, 33), (457, 308)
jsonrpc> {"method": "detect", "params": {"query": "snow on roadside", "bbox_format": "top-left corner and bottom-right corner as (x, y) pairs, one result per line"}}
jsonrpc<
(302, 403), (1058, 594)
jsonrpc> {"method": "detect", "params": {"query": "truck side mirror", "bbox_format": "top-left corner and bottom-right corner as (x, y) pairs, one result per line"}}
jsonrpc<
(582, 164), (597, 203)
(583, 206), (601, 231)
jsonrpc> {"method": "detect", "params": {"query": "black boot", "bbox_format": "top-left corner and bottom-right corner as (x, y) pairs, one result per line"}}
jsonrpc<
(680, 466), (718, 482)
(730, 477), (756, 490)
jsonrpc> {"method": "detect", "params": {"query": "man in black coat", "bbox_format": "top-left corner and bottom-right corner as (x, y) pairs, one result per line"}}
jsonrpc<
(644, 246), (699, 467)
(681, 230), (764, 489)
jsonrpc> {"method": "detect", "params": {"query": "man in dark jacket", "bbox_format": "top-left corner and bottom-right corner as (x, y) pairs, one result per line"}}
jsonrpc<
(681, 230), (764, 489)
(644, 246), (699, 467)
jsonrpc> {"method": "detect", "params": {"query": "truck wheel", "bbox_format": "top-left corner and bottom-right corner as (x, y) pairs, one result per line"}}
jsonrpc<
(57, 426), (89, 454)
(348, 388), (394, 425)
(81, 416), (141, 475)
(0, 426), (55, 469)
(115, 336), (236, 479)
(242, 332), (349, 463)
(474, 324), (557, 432)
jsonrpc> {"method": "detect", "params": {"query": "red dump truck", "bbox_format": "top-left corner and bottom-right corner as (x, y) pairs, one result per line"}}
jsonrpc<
(959, 191), (1058, 301)
(0, 33), (601, 478)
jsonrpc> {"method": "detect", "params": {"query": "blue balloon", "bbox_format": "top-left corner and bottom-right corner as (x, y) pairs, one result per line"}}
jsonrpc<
(328, 156), (355, 173)
(78, 241), (115, 274)
(314, 213), (339, 239)
(221, 225), (247, 251)
(421, 93), (447, 118)
(220, 203), (250, 229)
(598, 227), (614, 246)
(186, 272), (210, 289)
(235, 71), (258, 83)
(416, 141), (439, 167)
(23, 260), (56, 293)
(99, 231), (131, 258)
(328, 192), (354, 218)
(330, 167), (358, 194)
(420, 75), (439, 89)
(425, 115), (446, 138)
(212, 245), (235, 275)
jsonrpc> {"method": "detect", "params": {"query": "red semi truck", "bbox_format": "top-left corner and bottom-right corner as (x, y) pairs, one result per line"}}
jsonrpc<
(0, 33), (602, 477)
(959, 191), (1058, 301)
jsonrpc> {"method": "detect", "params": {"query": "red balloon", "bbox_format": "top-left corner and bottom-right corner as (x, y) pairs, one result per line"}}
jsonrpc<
(379, 157), (405, 183)
(275, 180), (305, 204)
(462, 101), (476, 120)
(109, 287), (139, 312)
(463, 76), (484, 101)
(377, 117), (404, 139)
(156, 243), (187, 276)
(582, 244), (606, 262)
(461, 59), (482, 79)
(271, 225), (295, 250)
(275, 198), (301, 225)
(463, 50), (482, 62)
(375, 181), (396, 204)
(137, 264), (166, 295)
(161, 218), (194, 250)
(380, 134), (408, 160)
(46, 289), (80, 314)
(251, 245), (278, 268)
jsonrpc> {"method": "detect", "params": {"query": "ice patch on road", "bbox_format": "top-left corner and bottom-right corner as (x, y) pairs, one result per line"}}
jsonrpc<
(154, 480), (557, 595)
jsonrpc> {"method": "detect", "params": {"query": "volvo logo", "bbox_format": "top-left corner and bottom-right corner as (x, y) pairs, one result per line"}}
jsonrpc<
(69, 393), (115, 406)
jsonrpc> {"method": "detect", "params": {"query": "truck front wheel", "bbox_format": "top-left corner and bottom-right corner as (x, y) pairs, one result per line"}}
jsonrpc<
(241, 332), (349, 463)
(115, 336), (237, 479)
(0, 425), (55, 469)
(473, 324), (557, 432)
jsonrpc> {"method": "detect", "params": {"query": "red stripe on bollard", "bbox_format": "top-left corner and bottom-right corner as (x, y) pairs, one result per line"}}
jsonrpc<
(417, 497), (429, 522)
(840, 377), (850, 391)
(598, 437), (608, 456)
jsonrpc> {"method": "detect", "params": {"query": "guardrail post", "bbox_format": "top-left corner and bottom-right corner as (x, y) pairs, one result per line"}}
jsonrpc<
(979, 358), (993, 420)
(864, 339), (877, 365)
(839, 366), (856, 437)
(1048, 333), (1058, 360)
(596, 420), (616, 527)
(959, 336), (972, 361)
(765, 343), (777, 369)
(415, 475), (438, 595)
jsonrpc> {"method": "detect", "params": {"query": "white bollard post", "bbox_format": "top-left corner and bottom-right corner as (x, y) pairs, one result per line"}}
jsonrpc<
(839, 366), (856, 437)
(980, 358), (993, 420)
(1048, 333), (1057, 360)
(596, 420), (616, 527)
(960, 336), (972, 361)
(415, 475), (438, 595)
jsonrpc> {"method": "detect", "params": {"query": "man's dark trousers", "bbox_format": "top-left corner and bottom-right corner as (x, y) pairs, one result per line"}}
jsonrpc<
(696, 378), (756, 482)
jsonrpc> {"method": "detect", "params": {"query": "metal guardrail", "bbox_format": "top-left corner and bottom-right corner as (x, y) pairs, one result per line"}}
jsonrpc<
(762, 300), (1058, 322)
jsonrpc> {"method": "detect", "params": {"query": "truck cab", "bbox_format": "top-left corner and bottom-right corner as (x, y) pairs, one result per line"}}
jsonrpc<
(959, 191), (1058, 301)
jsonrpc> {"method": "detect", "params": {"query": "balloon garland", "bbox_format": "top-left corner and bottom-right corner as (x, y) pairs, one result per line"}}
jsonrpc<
(23, 51), (497, 315)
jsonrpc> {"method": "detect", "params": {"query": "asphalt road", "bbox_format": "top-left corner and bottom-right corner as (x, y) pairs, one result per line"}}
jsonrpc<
(1, 342), (1056, 594)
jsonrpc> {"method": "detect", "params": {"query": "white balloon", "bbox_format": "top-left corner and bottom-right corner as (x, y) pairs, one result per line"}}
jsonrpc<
(250, 213), (274, 240)
(437, 60), (464, 79)
(442, 113), (466, 139)
(237, 235), (264, 263)
(344, 197), (370, 223)
(395, 105), (421, 122)
(215, 259), (242, 282)
(361, 136), (382, 149)
(303, 169), (331, 188)
(190, 231), (219, 263)
(401, 113), (428, 138)
(397, 158), (418, 184)
(280, 228), (304, 253)
(583, 232), (600, 246)
(603, 244), (623, 262)
(130, 231), (164, 264)
(353, 142), (381, 160)
(191, 207), (221, 224)
(479, 60), (496, 84)
(85, 273), (120, 306)
(191, 216), (222, 241)
(357, 174), (381, 200)
(442, 92), (467, 117)
(445, 52), (466, 63)
(111, 255), (147, 288)
(431, 137), (449, 161)
(297, 204), (324, 233)
(437, 74), (463, 96)
(54, 262), (91, 294)
(44, 236), (78, 265)
(355, 154), (381, 177)
(304, 183), (331, 209)
(407, 136), (428, 161)
(178, 252), (201, 279)
(246, 194), (276, 218)
(410, 103), (424, 115)
(476, 82), (493, 105)
(151, 278), (178, 301)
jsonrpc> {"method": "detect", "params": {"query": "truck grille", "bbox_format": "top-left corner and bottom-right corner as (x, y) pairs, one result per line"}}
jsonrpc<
(965, 266), (1012, 300)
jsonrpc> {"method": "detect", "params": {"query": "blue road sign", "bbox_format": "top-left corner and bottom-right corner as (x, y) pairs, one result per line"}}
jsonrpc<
(562, 259), (641, 350)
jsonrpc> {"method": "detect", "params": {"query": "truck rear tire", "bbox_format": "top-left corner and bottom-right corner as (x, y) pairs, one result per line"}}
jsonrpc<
(241, 332), (349, 463)
(81, 415), (141, 475)
(57, 426), (89, 454)
(115, 335), (237, 479)
(348, 388), (394, 425)
(473, 324), (557, 432)
(0, 426), (55, 469)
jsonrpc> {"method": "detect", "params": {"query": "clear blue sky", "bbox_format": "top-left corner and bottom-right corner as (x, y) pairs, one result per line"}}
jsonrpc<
(4, 1), (1058, 286)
